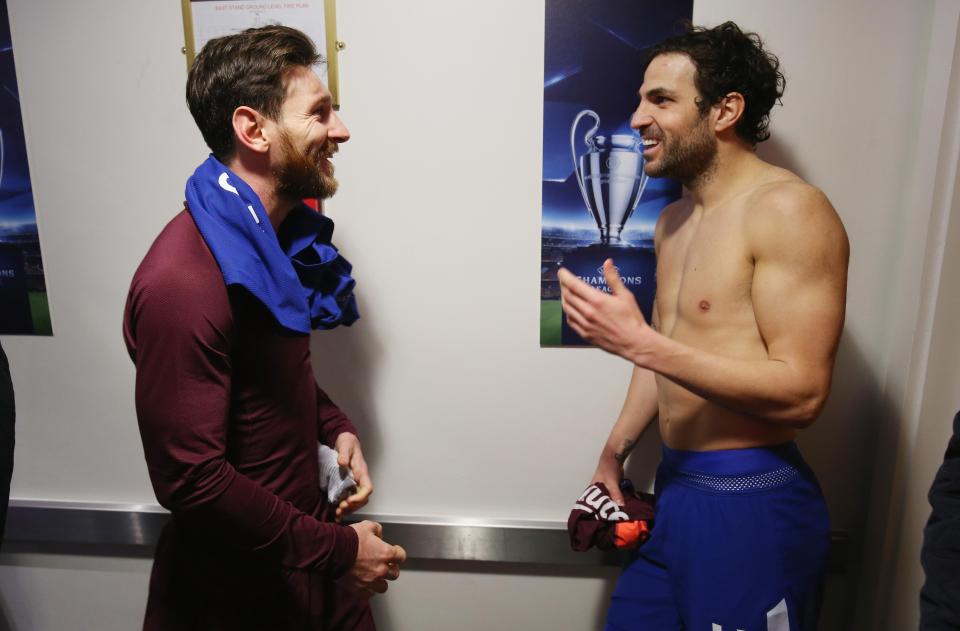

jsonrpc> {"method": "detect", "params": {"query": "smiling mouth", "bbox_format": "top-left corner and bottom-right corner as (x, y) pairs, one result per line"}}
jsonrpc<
(641, 139), (661, 154)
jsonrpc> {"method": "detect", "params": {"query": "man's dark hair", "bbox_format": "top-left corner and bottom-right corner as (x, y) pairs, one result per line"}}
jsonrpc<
(186, 25), (322, 160)
(644, 21), (785, 145)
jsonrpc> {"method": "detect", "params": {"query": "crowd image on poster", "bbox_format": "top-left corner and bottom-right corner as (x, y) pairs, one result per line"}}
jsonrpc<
(0, 0), (51, 336)
(540, 0), (693, 346)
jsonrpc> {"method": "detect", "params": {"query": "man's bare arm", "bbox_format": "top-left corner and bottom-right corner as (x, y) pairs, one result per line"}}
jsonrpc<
(608, 366), (659, 459)
(591, 366), (658, 504)
(590, 296), (661, 504)
(560, 184), (848, 427)
(588, 212), (670, 503)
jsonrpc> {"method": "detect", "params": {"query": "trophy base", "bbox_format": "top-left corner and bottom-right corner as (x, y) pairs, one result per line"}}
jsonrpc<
(560, 243), (656, 346)
(598, 238), (632, 248)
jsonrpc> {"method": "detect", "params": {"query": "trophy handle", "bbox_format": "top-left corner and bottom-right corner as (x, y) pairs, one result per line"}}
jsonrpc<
(631, 170), (650, 214)
(570, 109), (599, 212)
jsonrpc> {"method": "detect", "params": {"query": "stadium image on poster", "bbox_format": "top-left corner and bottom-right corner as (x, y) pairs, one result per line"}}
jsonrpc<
(540, 0), (692, 346)
(0, 0), (50, 335)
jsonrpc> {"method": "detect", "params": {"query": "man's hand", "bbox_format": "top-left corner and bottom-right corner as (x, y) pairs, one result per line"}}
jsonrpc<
(558, 259), (654, 362)
(334, 432), (372, 521)
(342, 520), (406, 597)
(591, 454), (626, 506)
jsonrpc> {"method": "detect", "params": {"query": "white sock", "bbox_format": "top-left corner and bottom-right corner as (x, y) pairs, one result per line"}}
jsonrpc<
(318, 444), (357, 504)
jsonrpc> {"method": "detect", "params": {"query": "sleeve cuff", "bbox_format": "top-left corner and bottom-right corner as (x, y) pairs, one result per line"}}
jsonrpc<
(322, 423), (359, 448)
(327, 522), (360, 579)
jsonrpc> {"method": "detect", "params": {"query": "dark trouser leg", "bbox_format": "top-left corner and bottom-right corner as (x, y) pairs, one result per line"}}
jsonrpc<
(0, 342), (15, 551)
(323, 578), (376, 631)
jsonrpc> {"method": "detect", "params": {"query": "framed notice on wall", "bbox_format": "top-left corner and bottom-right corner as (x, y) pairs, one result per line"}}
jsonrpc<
(180, 0), (342, 108)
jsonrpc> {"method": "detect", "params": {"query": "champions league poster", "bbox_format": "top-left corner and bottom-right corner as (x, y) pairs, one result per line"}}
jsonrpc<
(0, 0), (51, 335)
(540, 0), (692, 346)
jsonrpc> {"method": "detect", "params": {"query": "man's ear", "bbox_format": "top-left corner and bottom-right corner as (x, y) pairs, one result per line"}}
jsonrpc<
(714, 92), (745, 134)
(232, 106), (270, 154)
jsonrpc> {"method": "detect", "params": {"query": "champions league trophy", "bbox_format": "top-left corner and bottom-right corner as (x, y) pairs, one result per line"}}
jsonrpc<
(570, 110), (648, 246)
(561, 110), (657, 344)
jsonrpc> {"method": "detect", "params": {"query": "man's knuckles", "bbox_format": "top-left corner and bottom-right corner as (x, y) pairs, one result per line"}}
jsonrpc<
(587, 292), (606, 307)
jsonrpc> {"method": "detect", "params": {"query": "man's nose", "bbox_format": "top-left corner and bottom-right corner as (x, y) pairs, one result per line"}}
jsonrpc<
(630, 107), (652, 132)
(328, 111), (351, 144)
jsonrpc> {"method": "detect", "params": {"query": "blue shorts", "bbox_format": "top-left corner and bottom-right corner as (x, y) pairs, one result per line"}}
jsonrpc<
(605, 443), (830, 631)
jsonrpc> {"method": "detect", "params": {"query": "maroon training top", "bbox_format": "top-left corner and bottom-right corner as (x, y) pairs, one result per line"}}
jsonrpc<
(124, 210), (367, 629)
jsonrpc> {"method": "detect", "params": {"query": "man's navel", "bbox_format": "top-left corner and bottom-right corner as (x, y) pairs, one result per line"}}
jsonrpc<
(698, 300), (711, 313)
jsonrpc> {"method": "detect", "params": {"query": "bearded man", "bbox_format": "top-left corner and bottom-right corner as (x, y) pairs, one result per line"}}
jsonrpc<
(559, 22), (849, 631)
(124, 26), (404, 630)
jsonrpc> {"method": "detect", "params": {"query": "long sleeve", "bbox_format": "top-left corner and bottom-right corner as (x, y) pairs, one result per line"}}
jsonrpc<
(124, 233), (358, 578)
(315, 382), (358, 447)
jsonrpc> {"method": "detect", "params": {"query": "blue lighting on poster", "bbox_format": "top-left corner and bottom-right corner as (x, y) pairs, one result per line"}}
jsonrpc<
(0, 0), (51, 335)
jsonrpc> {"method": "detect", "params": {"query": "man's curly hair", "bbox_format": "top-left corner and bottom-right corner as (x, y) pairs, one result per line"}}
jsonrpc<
(644, 21), (785, 146)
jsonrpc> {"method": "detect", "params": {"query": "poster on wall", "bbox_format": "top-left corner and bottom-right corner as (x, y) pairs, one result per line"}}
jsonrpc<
(540, 0), (692, 346)
(181, 0), (342, 108)
(0, 0), (52, 336)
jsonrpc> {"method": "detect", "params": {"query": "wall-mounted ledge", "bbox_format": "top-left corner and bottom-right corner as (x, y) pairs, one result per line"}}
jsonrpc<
(4, 501), (851, 573)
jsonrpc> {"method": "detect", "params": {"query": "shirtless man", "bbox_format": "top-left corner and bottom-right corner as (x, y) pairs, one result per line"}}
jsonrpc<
(558, 22), (848, 631)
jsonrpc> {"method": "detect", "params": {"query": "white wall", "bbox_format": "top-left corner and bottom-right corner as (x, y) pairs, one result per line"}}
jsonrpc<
(885, 146), (960, 630)
(0, 0), (955, 629)
(0, 551), (152, 630)
(869, 3), (960, 626)
(0, 551), (621, 631)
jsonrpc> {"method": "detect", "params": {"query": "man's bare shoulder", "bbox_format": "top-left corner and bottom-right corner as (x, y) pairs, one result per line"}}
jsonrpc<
(745, 174), (849, 259)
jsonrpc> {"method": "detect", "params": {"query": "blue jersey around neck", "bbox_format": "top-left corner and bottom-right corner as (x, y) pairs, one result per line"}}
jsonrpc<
(185, 155), (359, 334)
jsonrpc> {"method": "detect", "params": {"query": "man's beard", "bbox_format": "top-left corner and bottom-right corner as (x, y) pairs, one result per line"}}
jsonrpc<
(273, 129), (339, 201)
(644, 116), (717, 186)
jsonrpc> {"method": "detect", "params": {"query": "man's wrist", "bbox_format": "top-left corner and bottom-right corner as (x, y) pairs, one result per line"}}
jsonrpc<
(627, 325), (663, 370)
(334, 431), (358, 446)
(599, 444), (619, 463)
(601, 436), (635, 465)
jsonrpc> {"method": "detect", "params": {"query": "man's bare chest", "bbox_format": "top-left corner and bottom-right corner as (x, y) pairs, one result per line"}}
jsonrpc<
(655, 215), (756, 333)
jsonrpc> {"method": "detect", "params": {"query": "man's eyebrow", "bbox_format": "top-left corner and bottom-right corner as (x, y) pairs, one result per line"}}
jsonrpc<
(310, 94), (332, 110)
(640, 87), (675, 100)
